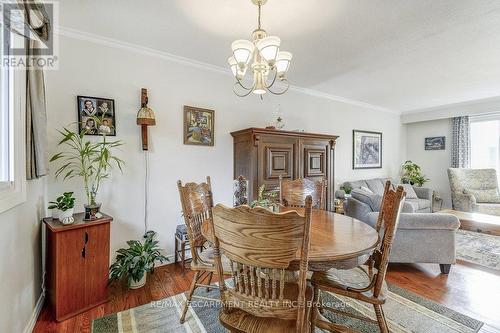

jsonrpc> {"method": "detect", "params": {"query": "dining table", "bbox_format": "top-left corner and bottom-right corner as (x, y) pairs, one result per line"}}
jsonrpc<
(202, 207), (380, 272)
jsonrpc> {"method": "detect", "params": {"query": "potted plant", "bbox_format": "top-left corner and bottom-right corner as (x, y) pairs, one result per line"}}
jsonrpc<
(48, 192), (76, 225)
(109, 231), (168, 289)
(250, 184), (279, 211)
(50, 119), (124, 220)
(401, 160), (429, 187)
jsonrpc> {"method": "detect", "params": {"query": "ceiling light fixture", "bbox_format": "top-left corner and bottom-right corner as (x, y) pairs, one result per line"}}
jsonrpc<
(228, 0), (293, 98)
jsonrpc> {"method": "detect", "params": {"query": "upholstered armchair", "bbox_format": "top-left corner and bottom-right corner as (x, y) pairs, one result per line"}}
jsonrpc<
(448, 168), (500, 216)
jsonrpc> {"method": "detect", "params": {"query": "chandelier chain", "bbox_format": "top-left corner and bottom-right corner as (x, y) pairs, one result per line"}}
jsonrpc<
(258, 3), (261, 29)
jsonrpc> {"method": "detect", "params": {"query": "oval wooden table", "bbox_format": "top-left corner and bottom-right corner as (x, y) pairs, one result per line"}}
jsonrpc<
(202, 208), (379, 272)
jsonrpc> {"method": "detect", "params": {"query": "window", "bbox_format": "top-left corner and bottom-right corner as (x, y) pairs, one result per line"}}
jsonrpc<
(0, 32), (26, 213)
(0, 35), (11, 184)
(470, 115), (500, 174)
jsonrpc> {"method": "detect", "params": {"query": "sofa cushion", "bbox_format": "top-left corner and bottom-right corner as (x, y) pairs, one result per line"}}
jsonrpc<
(366, 179), (386, 195)
(360, 186), (373, 194)
(398, 184), (418, 199)
(464, 188), (500, 203)
(366, 212), (460, 230)
(351, 189), (383, 211)
(472, 203), (500, 216)
(344, 180), (368, 191)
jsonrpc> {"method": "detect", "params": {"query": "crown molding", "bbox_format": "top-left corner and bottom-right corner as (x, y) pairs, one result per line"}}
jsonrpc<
(56, 26), (399, 115)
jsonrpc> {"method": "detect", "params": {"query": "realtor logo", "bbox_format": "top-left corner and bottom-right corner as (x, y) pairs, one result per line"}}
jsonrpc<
(1, 1), (59, 69)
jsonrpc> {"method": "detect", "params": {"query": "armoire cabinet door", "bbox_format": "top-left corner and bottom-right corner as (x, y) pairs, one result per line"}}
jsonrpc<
(85, 223), (110, 306)
(257, 140), (298, 189)
(55, 228), (86, 318)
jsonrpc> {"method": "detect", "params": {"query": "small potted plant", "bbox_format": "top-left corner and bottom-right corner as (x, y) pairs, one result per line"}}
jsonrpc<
(250, 184), (279, 212)
(109, 231), (168, 289)
(50, 119), (124, 220)
(401, 160), (429, 187)
(48, 192), (76, 225)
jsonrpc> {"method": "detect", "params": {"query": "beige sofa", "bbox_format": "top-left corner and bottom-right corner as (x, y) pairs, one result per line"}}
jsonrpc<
(448, 168), (500, 216)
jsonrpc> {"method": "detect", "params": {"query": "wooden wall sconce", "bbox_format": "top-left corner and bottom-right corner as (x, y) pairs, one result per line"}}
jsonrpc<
(136, 88), (156, 150)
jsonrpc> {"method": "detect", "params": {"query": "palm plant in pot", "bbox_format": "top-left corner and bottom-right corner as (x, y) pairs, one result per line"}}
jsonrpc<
(401, 160), (429, 187)
(48, 192), (76, 225)
(50, 119), (124, 220)
(109, 231), (168, 289)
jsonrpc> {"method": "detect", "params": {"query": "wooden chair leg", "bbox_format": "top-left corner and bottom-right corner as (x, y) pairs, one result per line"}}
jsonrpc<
(180, 271), (200, 323)
(310, 287), (319, 333)
(206, 272), (213, 292)
(181, 241), (186, 273)
(174, 237), (178, 263)
(373, 304), (389, 333)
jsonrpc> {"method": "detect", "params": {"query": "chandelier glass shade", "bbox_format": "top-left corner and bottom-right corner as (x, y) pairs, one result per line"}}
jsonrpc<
(228, 0), (292, 97)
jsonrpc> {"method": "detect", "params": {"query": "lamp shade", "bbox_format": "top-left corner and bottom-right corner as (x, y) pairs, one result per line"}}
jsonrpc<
(256, 36), (280, 64)
(275, 51), (292, 76)
(231, 39), (255, 66)
(228, 56), (246, 80)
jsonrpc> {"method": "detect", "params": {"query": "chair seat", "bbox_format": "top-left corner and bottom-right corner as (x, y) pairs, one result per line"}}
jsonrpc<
(219, 284), (313, 333)
(192, 246), (232, 273)
(311, 266), (387, 305)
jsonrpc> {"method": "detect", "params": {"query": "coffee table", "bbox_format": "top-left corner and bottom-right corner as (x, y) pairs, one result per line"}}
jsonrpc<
(440, 209), (500, 236)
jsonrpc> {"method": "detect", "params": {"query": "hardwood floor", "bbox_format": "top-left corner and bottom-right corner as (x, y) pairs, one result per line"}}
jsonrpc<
(34, 260), (500, 333)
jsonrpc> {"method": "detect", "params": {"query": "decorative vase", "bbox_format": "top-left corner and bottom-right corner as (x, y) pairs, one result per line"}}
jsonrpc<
(129, 272), (147, 289)
(58, 208), (74, 225)
(84, 202), (102, 220)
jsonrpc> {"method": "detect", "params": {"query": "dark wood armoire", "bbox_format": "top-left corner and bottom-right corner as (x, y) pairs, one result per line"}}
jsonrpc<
(44, 213), (112, 322)
(231, 128), (338, 211)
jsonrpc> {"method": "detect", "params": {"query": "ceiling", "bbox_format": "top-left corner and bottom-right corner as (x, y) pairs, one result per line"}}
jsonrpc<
(58, 0), (500, 113)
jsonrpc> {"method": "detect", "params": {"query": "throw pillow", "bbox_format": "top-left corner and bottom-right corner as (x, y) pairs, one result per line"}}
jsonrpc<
(397, 184), (418, 199)
(463, 188), (500, 203)
(360, 186), (373, 194)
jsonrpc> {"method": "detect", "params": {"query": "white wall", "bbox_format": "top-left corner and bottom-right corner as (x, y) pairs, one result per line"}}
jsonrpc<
(0, 178), (47, 333)
(406, 119), (453, 207)
(45, 35), (405, 257)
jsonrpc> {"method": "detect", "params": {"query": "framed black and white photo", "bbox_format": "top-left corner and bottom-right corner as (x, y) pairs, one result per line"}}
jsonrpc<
(425, 136), (445, 150)
(77, 96), (116, 136)
(353, 130), (382, 169)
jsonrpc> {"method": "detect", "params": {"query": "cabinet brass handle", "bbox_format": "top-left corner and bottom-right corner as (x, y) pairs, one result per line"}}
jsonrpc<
(84, 232), (89, 244)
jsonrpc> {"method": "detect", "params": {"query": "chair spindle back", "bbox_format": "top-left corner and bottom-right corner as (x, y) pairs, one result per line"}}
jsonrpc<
(279, 175), (326, 209)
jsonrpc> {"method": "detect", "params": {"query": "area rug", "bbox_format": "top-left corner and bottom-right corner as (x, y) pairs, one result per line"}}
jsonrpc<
(456, 229), (500, 271)
(92, 283), (483, 333)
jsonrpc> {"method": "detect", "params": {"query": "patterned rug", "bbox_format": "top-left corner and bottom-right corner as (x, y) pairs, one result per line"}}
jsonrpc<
(92, 283), (483, 333)
(456, 229), (500, 271)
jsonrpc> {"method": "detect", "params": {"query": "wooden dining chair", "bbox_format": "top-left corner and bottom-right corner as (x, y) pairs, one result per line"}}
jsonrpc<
(279, 175), (326, 209)
(211, 197), (314, 333)
(177, 177), (230, 324)
(310, 181), (406, 333)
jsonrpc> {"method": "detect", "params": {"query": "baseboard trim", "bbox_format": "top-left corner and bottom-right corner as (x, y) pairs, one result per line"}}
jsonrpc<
(23, 291), (45, 333)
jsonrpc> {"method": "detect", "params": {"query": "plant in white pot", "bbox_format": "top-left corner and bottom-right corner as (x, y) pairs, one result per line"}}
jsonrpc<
(109, 231), (169, 289)
(48, 192), (76, 225)
(50, 121), (124, 220)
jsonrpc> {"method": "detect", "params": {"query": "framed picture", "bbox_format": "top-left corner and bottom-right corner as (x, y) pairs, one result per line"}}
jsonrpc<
(353, 130), (382, 169)
(183, 105), (215, 146)
(77, 96), (116, 136)
(425, 136), (446, 150)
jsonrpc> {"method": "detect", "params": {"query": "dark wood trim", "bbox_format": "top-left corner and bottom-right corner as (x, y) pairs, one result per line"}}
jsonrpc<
(352, 129), (383, 170)
(43, 213), (113, 233)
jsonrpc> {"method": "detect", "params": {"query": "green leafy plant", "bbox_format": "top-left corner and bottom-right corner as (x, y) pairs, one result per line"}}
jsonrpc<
(109, 231), (168, 285)
(340, 184), (352, 194)
(48, 192), (75, 211)
(250, 184), (278, 210)
(50, 119), (124, 206)
(401, 160), (429, 187)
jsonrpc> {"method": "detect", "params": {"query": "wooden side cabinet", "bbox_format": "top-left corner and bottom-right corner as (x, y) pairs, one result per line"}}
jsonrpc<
(43, 213), (112, 322)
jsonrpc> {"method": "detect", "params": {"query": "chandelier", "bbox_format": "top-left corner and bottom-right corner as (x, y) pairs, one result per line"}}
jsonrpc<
(228, 0), (293, 97)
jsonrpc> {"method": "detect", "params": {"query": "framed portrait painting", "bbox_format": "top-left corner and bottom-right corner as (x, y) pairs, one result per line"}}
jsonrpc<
(183, 105), (215, 146)
(77, 96), (116, 136)
(353, 130), (382, 169)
